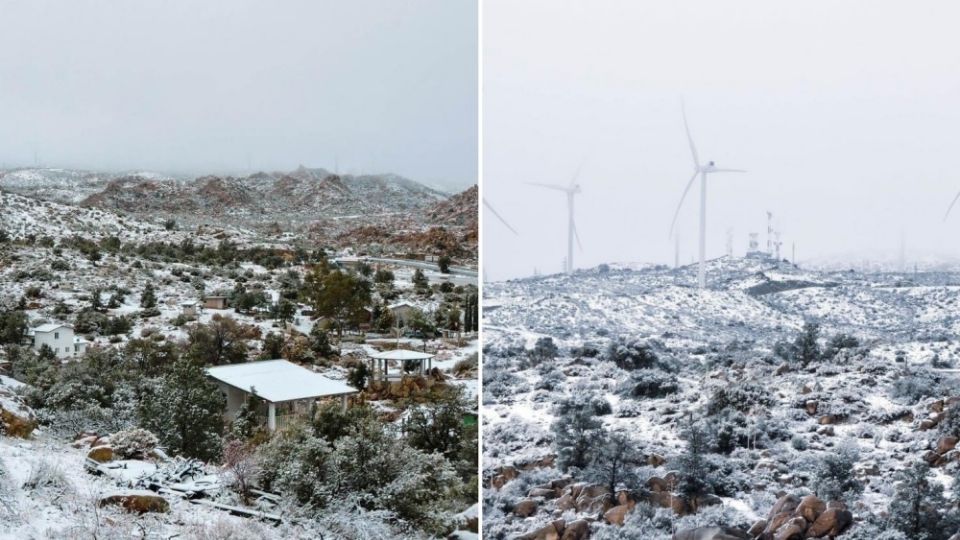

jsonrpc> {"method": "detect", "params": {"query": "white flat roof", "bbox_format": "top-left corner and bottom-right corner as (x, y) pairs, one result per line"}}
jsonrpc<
(369, 349), (435, 361)
(206, 360), (357, 403)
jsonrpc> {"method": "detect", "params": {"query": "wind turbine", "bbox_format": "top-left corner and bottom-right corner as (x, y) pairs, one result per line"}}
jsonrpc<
(944, 189), (960, 222)
(669, 101), (745, 290)
(528, 168), (583, 274)
(483, 198), (518, 235)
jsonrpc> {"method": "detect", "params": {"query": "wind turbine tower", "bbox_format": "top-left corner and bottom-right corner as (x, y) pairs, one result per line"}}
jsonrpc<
(766, 212), (774, 256)
(669, 101), (746, 289)
(725, 228), (733, 258)
(528, 168), (583, 274)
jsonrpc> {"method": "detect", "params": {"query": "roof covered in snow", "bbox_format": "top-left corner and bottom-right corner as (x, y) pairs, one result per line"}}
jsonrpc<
(30, 323), (71, 334)
(369, 349), (434, 361)
(205, 360), (357, 403)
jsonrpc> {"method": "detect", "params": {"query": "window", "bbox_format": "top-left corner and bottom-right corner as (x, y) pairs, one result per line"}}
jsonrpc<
(54, 332), (59, 339)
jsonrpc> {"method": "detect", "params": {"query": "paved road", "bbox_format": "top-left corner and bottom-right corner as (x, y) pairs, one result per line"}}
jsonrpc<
(338, 257), (478, 278)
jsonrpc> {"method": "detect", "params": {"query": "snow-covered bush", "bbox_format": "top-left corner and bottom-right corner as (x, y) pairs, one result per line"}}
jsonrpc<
(617, 369), (678, 398)
(111, 428), (159, 459)
(604, 338), (665, 371)
(706, 382), (774, 415)
(810, 440), (863, 502)
(22, 459), (71, 496)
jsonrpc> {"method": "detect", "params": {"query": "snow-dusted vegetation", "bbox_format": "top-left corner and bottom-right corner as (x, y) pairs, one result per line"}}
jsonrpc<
(0, 176), (478, 539)
(483, 257), (960, 539)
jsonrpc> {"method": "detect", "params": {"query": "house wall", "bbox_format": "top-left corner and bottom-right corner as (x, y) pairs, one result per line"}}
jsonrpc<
(33, 328), (76, 359)
(217, 382), (249, 420)
(203, 298), (228, 310)
(390, 306), (417, 326)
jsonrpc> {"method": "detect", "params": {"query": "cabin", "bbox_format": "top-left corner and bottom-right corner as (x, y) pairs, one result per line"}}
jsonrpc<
(206, 359), (358, 432)
(203, 295), (229, 310)
(28, 323), (88, 359)
(387, 301), (419, 327)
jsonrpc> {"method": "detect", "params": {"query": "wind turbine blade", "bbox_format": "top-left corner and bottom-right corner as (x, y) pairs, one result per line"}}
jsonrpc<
(568, 161), (585, 189)
(669, 170), (699, 238)
(945, 190), (960, 222)
(681, 98), (700, 168)
(526, 181), (568, 192)
(711, 168), (746, 173)
(572, 220), (583, 251)
(483, 199), (518, 235)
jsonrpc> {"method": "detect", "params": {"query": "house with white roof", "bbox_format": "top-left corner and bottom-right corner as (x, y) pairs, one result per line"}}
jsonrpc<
(28, 323), (88, 359)
(387, 301), (419, 326)
(205, 359), (359, 432)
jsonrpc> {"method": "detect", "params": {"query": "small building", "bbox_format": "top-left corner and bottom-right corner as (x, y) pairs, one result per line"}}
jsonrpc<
(181, 301), (200, 319)
(28, 323), (88, 359)
(203, 295), (229, 310)
(206, 359), (358, 432)
(387, 301), (419, 327)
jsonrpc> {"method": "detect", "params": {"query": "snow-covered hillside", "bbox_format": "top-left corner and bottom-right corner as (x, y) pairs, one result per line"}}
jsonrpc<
(482, 259), (960, 539)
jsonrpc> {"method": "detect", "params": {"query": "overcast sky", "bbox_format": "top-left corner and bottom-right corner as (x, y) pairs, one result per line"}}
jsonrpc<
(0, 0), (477, 190)
(483, 1), (960, 280)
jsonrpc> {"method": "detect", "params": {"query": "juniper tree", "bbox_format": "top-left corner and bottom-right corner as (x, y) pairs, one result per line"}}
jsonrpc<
(887, 461), (959, 540)
(137, 358), (226, 462)
(140, 282), (157, 309)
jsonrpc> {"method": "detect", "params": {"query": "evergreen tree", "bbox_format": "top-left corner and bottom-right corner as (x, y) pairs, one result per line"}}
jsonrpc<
(677, 421), (711, 503)
(347, 362), (370, 390)
(138, 358), (226, 461)
(404, 387), (467, 460)
(309, 322), (335, 359)
(794, 320), (821, 366)
(586, 431), (642, 495)
(888, 461), (959, 540)
(140, 282), (157, 309)
(551, 399), (605, 471)
(90, 288), (104, 312)
(412, 268), (429, 290)
(303, 267), (371, 345)
(437, 255), (452, 273)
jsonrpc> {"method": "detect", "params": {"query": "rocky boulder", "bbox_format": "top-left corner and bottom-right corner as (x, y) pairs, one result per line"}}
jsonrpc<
(561, 520), (590, 540)
(87, 445), (114, 463)
(806, 508), (853, 538)
(0, 390), (36, 438)
(514, 498), (539, 517)
(98, 491), (169, 513)
(672, 526), (750, 540)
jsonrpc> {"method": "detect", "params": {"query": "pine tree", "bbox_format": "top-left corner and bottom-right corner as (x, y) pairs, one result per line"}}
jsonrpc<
(677, 421), (711, 503)
(795, 321), (821, 367)
(138, 359), (226, 461)
(587, 431), (642, 495)
(551, 400), (604, 471)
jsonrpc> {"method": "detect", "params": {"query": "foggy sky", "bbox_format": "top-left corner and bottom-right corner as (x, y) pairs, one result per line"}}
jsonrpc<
(0, 0), (477, 190)
(483, 1), (960, 280)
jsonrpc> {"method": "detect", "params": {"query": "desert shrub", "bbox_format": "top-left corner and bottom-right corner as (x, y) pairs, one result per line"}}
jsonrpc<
(892, 368), (954, 404)
(824, 333), (860, 359)
(527, 337), (558, 364)
(812, 441), (863, 501)
(605, 338), (664, 371)
(22, 459), (71, 495)
(706, 382), (774, 415)
(111, 428), (159, 460)
(535, 364), (565, 391)
(618, 369), (678, 398)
